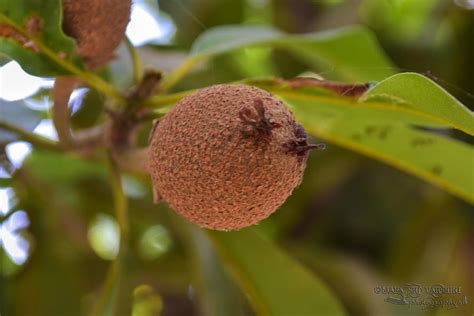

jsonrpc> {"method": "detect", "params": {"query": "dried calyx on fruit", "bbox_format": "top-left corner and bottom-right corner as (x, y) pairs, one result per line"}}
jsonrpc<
(148, 84), (324, 231)
(62, 0), (131, 69)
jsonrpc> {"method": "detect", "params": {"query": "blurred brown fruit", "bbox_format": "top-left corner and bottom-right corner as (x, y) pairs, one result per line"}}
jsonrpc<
(62, 0), (131, 69)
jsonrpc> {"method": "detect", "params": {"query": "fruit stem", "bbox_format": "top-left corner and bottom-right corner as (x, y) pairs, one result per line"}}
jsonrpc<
(124, 36), (143, 84)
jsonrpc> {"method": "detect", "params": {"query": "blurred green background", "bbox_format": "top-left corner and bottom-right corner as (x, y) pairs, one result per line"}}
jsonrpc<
(1, 0), (473, 315)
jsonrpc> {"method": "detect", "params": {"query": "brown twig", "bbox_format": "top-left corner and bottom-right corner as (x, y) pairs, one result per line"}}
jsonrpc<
(125, 70), (162, 102)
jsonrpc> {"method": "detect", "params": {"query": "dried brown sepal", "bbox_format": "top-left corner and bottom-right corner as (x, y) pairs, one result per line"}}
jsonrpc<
(238, 98), (282, 141)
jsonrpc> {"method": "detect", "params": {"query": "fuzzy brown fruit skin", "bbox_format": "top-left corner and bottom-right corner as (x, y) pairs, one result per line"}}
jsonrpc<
(62, 0), (131, 69)
(149, 84), (311, 231)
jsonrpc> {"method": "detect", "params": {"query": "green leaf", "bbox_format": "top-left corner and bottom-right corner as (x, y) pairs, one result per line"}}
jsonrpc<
(362, 73), (474, 136)
(190, 25), (280, 56)
(301, 117), (473, 203)
(22, 151), (107, 185)
(0, 54), (10, 66)
(266, 86), (448, 128)
(208, 229), (345, 316)
(191, 25), (395, 82)
(0, 0), (84, 76)
(0, 99), (42, 142)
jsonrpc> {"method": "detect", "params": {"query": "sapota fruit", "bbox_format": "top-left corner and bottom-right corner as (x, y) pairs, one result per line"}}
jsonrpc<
(149, 84), (324, 231)
(62, 0), (131, 69)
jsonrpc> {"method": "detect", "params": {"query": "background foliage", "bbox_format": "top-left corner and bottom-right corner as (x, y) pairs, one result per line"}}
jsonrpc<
(1, 0), (473, 315)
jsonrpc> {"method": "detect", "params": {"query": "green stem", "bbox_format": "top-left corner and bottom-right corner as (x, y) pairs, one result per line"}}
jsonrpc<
(124, 36), (143, 84)
(91, 153), (129, 316)
(36, 42), (123, 103)
(159, 56), (202, 93)
(0, 15), (124, 103)
(144, 90), (194, 108)
(0, 121), (61, 151)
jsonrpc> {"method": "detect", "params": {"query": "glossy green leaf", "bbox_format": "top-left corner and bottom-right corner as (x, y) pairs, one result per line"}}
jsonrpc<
(191, 25), (280, 56)
(0, 99), (42, 142)
(0, 0), (84, 76)
(263, 85), (447, 128)
(362, 73), (474, 136)
(208, 229), (345, 316)
(191, 25), (395, 82)
(302, 116), (473, 203)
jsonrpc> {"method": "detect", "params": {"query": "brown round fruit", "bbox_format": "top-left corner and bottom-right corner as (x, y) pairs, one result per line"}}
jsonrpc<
(62, 0), (131, 69)
(149, 84), (323, 231)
